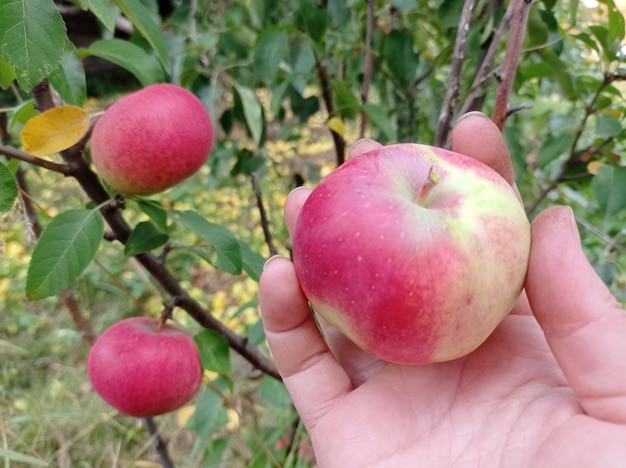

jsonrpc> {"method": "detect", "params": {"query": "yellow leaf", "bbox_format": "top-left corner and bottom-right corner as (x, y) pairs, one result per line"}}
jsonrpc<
(176, 404), (196, 428)
(327, 116), (345, 136)
(21, 105), (90, 156)
(587, 160), (604, 175)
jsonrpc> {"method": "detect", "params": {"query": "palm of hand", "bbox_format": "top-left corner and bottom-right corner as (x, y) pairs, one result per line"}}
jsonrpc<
(313, 310), (577, 467)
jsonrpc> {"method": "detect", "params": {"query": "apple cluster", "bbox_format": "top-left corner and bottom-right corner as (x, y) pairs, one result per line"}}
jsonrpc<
(292, 143), (531, 365)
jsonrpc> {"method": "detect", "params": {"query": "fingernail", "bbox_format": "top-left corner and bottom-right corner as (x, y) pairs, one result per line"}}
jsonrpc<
(287, 186), (308, 198)
(349, 137), (375, 152)
(263, 255), (286, 271)
(455, 111), (490, 124)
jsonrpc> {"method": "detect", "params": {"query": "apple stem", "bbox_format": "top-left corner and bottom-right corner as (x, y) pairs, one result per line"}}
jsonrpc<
(416, 166), (440, 205)
(158, 297), (182, 331)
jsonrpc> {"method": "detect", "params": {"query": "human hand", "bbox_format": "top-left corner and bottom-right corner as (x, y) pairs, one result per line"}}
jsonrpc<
(259, 112), (626, 467)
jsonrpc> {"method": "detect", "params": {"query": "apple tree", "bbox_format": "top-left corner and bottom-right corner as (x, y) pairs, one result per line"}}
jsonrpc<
(0, 0), (625, 465)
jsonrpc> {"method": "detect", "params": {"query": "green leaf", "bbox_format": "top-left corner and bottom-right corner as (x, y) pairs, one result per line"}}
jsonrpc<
(608, 1), (625, 43)
(112, 0), (170, 72)
(254, 29), (288, 84)
(328, 0), (351, 26)
(48, 40), (87, 106)
(173, 210), (242, 275)
(0, 54), (16, 90)
(26, 209), (104, 299)
(79, 39), (164, 86)
(591, 165), (626, 217)
(0, 448), (48, 467)
(538, 134), (574, 167)
(331, 79), (360, 119)
(362, 103), (397, 142)
(382, 29), (419, 87)
(136, 199), (168, 231)
(124, 221), (169, 257)
(186, 387), (229, 439)
(391, 0), (418, 10)
(194, 329), (233, 391)
(8, 100), (37, 139)
(239, 241), (266, 282)
(297, 0), (327, 43)
(596, 114), (622, 138)
(85, 0), (118, 32)
(0, 0), (67, 90)
(0, 161), (18, 212)
(232, 82), (263, 145)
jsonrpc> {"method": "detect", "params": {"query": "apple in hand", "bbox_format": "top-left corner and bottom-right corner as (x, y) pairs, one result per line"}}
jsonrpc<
(292, 143), (531, 365)
(87, 316), (203, 418)
(90, 83), (213, 195)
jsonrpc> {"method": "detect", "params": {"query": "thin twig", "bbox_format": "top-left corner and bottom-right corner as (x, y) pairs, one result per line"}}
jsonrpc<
(0, 144), (68, 173)
(59, 290), (97, 345)
(252, 173), (277, 257)
(458, 3), (512, 117)
(492, 0), (538, 130)
(315, 54), (346, 166)
(359, 0), (375, 139)
(142, 418), (175, 468)
(435, 0), (475, 147)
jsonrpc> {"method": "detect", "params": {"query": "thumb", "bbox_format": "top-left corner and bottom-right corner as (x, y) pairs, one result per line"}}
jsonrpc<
(525, 206), (626, 423)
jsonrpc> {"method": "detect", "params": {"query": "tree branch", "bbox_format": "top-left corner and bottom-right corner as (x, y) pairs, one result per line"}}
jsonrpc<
(359, 0), (375, 139)
(29, 80), (280, 380)
(458, 2), (511, 117)
(315, 54), (346, 166)
(0, 144), (68, 173)
(435, 0), (475, 148)
(492, 0), (538, 130)
(252, 173), (277, 257)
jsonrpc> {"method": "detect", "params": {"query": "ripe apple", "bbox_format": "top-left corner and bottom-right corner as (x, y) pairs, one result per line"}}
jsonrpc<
(87, 316), (203, 418)
(90, 83), (213, 195)
(291, 143), (531, 365)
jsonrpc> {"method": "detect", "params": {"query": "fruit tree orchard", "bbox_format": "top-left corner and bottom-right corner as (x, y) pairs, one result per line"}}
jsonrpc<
(1, 0), (625, 466)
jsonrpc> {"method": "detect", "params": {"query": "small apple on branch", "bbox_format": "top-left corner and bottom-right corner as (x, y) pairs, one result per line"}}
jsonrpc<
(88, 316), (202, 418)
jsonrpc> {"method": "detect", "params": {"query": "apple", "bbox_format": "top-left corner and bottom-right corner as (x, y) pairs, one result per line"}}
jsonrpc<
(87, 316), (203, 418)
(291, 143), (531, 365)
(90, 83), (213, 195)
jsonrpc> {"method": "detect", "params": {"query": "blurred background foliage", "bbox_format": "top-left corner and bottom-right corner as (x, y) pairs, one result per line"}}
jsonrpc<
(1, 0), (625, 466)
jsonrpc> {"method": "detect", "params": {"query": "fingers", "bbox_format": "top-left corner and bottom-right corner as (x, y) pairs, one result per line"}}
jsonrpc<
(348, 138), (383, 160)
(284, 139), (382, 237)
(525, 206), (626, 423)
(451, 112), (516, 185)
(259, 256), (352, 429)
(284, 187), (311, 238)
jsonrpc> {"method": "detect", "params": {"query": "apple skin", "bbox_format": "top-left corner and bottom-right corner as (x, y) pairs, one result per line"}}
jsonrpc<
(87, 316), (203, 418)
(292, 143), (531, 365)
(90, 83), (213, 195)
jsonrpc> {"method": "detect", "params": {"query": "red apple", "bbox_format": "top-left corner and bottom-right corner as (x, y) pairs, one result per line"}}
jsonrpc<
(292, 144), (531, 365)
(90, 83), (213, 195)
(87, 316), (203, 418)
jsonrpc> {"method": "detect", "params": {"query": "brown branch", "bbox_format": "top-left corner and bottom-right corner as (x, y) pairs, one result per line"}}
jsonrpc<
(458, 4), (512, 117)
(315, 54), (346, 166)
(435, 0), (476, 148)
(29, 80), (280, 380)
(59, 290), (97, 345)
(0, 145), (68, 173)
(252, 173), (277, 257)
(492, 0), (538, 130)
(359, 0), (375, 139)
